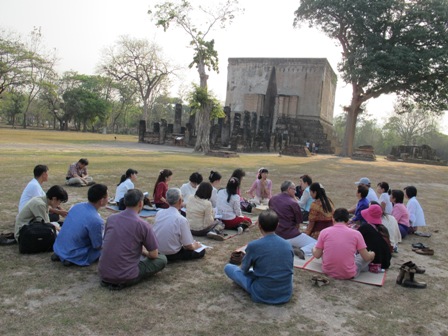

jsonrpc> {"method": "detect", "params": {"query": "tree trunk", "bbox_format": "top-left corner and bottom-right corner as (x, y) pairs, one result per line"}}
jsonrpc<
(194, 60), (210, 153)
(194, 104), (211, 152)
(342, 86), (362, 156)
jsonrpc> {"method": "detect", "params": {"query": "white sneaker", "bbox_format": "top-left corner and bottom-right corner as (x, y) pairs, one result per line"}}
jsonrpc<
(237, 226), (244, 235)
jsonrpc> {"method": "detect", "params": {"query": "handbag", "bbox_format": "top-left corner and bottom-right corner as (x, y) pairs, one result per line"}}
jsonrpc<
(18, 221), (57, 254)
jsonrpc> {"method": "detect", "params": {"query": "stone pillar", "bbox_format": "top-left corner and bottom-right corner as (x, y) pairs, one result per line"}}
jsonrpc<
(138, 120), (146, 142)
(174, 103), (182, 134)
(167, 124), (173, 134)
(221, 106), (231, 147)
(159, 119), (167, 144)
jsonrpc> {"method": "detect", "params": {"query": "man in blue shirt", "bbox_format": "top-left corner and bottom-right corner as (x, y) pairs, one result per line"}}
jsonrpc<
(224, 210), (294, 304)
(52, 184), (108, 266)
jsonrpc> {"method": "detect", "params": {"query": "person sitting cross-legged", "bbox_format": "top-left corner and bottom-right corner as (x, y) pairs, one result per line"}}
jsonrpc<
(98, 189), (167, 290)
(313, 208), (375, 279)
(268, 180), (317, 259)
(52, 184), (109, 266)
(15, 185), (68, 248)
(66, 158), (94, 187)
(153, 188), (205, 262)
(224, 210), (294, 304)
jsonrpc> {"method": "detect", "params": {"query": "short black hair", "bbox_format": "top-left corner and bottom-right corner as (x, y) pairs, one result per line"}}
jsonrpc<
(258, 210), (278, 232)
(78, 158), (89, 165)
(377, 182), (390, 193)
(88, 184), (108, 203)
(46, 185), (68, 203)
(357, 185), (368, 198)
(209, 171), (222, 183)
(33, 165), (48, 178)
(391, 189), (404, 203)
(124, 189), (143, 207)
(404, 186), (417, 198)
(189, 172), (203, 184)
(300, 174), (312, 186)
(333, 208), (349, 223)
(195, 182), (213, 200)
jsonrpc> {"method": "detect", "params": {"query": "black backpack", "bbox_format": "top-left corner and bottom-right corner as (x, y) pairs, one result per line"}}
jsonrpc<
(18, 221), (56, 254)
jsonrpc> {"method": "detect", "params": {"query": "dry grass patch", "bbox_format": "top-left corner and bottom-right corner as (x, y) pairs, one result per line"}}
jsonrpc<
(0, 128), (447, 335)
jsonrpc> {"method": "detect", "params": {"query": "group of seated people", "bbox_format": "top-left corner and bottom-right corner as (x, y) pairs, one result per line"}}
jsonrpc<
(13, 162), (427, 304)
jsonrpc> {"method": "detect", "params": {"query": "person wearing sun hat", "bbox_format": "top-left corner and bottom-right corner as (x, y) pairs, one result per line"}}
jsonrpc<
(355, 177), (379, 203)
(357, 204), (392, 270)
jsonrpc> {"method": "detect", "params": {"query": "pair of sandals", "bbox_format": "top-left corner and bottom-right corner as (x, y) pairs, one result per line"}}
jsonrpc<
(412, 243), (434, 256)
(311, 275), (330, 287)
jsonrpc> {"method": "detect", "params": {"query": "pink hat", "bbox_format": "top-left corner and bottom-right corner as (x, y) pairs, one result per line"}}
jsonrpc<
(361, 204), (383, 225)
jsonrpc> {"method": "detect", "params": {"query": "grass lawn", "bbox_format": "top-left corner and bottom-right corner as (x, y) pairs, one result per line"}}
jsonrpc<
(0, 128), (447, 336)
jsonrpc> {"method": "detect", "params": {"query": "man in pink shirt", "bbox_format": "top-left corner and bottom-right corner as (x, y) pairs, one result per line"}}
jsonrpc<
(313, 208), (375, 279)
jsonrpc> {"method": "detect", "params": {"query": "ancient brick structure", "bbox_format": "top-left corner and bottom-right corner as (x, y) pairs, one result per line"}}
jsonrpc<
(222, 58), (340, 154)
(139, 58), (341, 154)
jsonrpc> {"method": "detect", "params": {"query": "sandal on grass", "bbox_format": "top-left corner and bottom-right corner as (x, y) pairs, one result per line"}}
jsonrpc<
(311, 275), (330, 287)
(412, 243), (427, 249)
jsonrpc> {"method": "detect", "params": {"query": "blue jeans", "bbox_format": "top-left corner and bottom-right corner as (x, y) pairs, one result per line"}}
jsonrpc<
(224, 264), (254, 294)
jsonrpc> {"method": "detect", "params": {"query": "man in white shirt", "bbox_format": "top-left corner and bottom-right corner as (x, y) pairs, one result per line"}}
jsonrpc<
(18, 165), (67, 221)
(355, 177), (379, 203)
(153, 188), (205, 262)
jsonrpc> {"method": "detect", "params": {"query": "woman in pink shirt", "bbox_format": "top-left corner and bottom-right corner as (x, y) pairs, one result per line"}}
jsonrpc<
(391, 190), (410, 238)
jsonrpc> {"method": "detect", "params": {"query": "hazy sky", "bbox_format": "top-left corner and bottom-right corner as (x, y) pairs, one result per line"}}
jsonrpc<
(1, 0), (446, 131)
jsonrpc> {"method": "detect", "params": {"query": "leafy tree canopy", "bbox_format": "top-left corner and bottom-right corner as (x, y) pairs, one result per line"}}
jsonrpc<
(294, 0), (448, 156)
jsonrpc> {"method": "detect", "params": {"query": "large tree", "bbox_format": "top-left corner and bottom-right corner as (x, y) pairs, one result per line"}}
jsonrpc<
(21, 27), (57, 129)
(384, 98), (439, 146)
(0, 30), (33, 97)
(294, 0), (448, 156)
(149, 0), (241, 153)
(98, 36), (172, 124)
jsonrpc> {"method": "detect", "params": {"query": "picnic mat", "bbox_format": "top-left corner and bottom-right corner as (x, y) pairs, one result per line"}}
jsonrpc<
(235, 246), (386, 286)
(106, 205), (159, 218)
(302, 256), (386, 286)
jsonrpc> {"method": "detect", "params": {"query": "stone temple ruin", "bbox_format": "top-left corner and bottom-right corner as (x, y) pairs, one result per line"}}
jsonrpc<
(387, 145), (447, 166)
(139, 58), (340, 155)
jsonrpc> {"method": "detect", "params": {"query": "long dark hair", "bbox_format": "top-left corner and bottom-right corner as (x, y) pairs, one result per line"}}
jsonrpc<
(153, 169), (173, 196)
(118, 168), (138, 186)
(231, 168), (245, 185)
(226, 177), (239, 202)
(309, 182), (333, 213)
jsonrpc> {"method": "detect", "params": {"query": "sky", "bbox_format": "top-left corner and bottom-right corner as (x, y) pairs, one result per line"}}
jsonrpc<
(1, 0), (447, 132)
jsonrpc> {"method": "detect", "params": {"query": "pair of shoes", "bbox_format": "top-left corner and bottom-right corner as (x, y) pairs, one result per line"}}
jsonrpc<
(414, 248), (434, 256)
(412, 242), (427, 249)
(206, 231), (225, 241)
(101, 280), (125, 291)
(50, 253), (60, 262)
(402, 261), (425, 274)
(397, 264), (427, 288)
(229, 251), (245, 265)
(237, 226), (244, 235)
(293, 247), (305, 260)
(311, 275), (330, 287)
